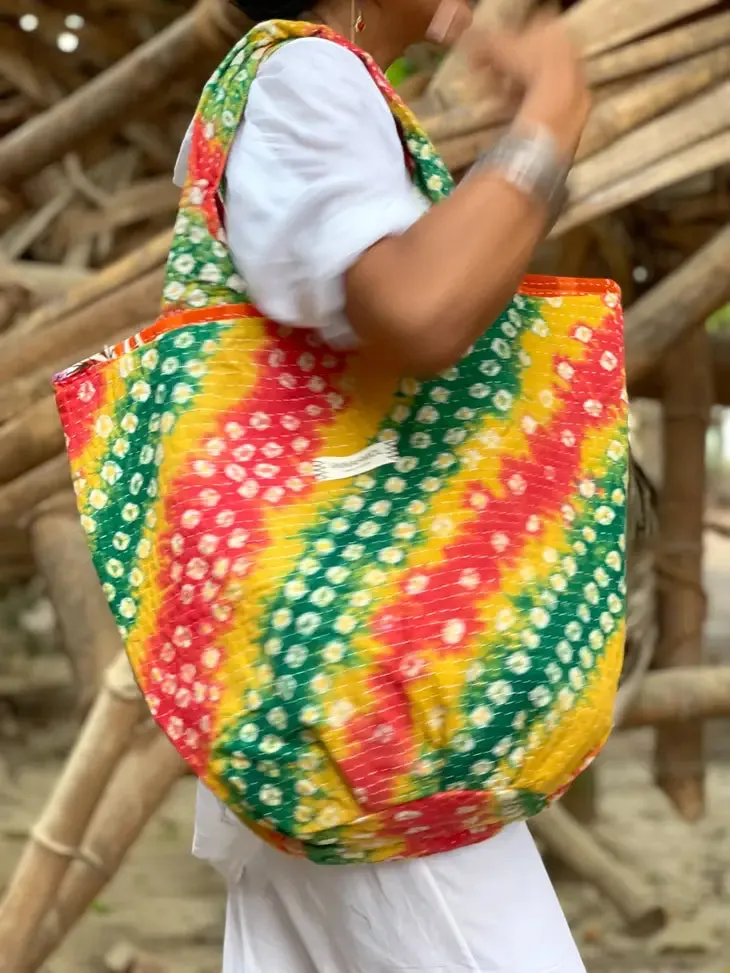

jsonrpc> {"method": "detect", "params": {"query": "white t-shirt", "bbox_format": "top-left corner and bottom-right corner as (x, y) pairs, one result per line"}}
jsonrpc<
(176, 36), (586, 973)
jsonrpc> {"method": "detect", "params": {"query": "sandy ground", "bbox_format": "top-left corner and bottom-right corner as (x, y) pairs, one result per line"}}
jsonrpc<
(1, 533), (730, 973)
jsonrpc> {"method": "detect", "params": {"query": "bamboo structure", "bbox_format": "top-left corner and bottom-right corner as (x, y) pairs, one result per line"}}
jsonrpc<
(530, 804), (666, 936)
(0, 653), (146, 973)
(29, 493), (122, 712)
(23, 729), (186, 973)
(654, 328), (712, 821)
(1, 0), (730, 965)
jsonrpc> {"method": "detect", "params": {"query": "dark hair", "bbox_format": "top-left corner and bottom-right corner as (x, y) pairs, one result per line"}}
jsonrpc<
(230, 0), (306, 20)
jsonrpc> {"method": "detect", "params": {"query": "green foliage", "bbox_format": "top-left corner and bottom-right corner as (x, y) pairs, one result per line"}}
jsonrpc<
(707, 303), (730, 335)
(386, 57), (416, 87)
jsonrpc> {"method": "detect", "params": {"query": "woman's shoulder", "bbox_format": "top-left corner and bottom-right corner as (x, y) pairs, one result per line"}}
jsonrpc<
(259, 34), (375, 80)
(252, 34), (389, 114)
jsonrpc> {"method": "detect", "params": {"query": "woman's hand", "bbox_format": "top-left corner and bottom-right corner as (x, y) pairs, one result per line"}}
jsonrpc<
(461, 13), (590, 161)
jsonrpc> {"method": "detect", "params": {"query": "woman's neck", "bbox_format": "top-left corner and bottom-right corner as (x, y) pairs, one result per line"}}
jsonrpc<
(309, 2), (403, 70)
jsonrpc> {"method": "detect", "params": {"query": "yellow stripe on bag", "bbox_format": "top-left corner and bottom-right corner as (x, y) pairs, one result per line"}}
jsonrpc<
(72, 369), (128, 536)
(508, 623), (625, 796)
(127, 321), (270, 674)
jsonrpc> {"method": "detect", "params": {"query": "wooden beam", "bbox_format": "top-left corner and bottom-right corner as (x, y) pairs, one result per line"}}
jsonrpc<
(569, 80), (730, 202)
(576, 46), (730, 162)
(0, 654), (146, 973)
(0, 268), (163, 387)
(622, 665), (730, 727)
(29, 497), (123, 714)
(564, 0), (722, 59)
(0, 261), (92, 299)
(554, 131), (730, 237)
(585, 9), (730, 85)
(530, 804), (666, 935)
(654, 328), (711, 821)
(625, 223), (730, 384)
(22, 730), (185, 973)
(0, 3), (244, 188)
(0, 455), (72, 528)
(630, 334), (730, 405)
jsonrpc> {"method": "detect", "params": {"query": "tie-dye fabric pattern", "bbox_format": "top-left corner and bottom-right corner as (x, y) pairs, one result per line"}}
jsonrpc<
(54, 21), (628, 864)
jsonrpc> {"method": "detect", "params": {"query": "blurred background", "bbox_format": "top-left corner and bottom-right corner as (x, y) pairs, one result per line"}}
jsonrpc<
(0, 0), (729, 971)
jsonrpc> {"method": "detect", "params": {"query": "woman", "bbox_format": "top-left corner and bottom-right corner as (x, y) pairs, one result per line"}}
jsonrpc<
(174, 1), (594, 971)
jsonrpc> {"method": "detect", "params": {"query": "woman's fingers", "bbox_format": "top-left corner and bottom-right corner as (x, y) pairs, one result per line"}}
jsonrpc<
(426, 0), (474, 46)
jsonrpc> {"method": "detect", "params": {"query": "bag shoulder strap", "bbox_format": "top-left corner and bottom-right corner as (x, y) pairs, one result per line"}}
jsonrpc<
(162, 21), (453, 315)
(186, 21), (453, 230)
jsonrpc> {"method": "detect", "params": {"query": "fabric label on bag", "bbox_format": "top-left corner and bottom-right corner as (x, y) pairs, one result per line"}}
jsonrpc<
(313, 441), (399, 481)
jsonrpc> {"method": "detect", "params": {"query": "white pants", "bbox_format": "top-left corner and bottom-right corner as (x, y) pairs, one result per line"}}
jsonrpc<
(194, 787), (586, 973)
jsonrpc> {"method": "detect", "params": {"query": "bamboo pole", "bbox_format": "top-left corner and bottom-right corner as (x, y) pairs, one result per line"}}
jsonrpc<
(622, 666), (730, 727)
(569, 80), (730, 202)
(654, 328), (711, 822)
(564, 0), (722, 59)
(0, 260), (91, 299)
(439, 126), (502, 173)
(422, 96), (507, 146)
(16, 228), (171, 336)
(0, 396), (63, 486)
(0, 266), (162, 388)
(530, 804), (666, 935)
(632, 335), (730, 406)
(0, 653), (146, 973)
(576, 46), (730, 161)
(0, 284), (28, 333)
(0, 323), (151, 426)
(560, 766), (598, 825)
(585, 10), (730, 86)
(554, 131), (730, 237)
(0, 2), (245, 188)
(29, 494), (121, 712)
(0, 454), (72, 528)
(23, 730), (185, 973)
(624, 223), (730, 384)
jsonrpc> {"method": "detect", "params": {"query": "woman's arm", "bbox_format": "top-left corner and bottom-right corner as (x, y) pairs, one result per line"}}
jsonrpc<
(222, 23), (587, 374)
(346, 18), (590, 374)
(345, 172), (547, 375)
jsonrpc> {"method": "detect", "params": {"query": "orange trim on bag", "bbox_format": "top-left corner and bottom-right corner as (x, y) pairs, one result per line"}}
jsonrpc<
(55, 273), (619, 388)
(519, 275), (619, 299)
(124, 302), (259, 353)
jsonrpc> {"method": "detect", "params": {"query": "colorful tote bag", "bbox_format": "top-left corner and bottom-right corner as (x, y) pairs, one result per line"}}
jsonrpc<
(54, 22), (629, 864)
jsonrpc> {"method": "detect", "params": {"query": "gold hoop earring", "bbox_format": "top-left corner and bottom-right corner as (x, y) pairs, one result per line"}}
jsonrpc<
(350, 0), (364, 41)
